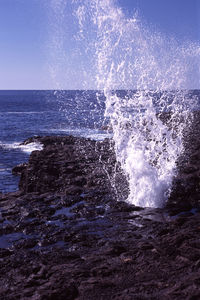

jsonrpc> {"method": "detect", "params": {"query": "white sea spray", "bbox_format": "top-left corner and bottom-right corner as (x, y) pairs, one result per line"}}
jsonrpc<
(0, 142), (43, 153)
(52, 0), (200, 207)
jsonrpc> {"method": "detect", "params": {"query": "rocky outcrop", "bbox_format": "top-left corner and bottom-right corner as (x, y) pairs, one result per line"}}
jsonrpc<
(167, 111), (200, 213)
(0, 134), (199, 299)
(18, 135), (128, 200)
(12, 162), (28, 176)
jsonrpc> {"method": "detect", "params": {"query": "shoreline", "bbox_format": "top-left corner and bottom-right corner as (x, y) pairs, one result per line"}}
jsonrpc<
(0, 134), (200, 299)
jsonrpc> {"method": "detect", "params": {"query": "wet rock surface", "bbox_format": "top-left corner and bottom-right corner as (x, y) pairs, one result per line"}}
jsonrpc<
(0, 134), (200, 299)
(168, 111), (200, 213)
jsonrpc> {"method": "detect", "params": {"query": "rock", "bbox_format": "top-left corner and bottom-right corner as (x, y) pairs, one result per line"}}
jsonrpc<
(167, 111), (200, 212)
(17, 136), (128, 200)
(12, 163), (28, 175)
(0, 134), (200, 299)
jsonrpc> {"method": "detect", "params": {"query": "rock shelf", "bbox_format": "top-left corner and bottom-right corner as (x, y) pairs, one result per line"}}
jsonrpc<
(0, 134), (200, 299)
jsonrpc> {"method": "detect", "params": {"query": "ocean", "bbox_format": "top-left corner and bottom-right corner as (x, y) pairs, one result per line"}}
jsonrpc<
(0, 90), (108, 193)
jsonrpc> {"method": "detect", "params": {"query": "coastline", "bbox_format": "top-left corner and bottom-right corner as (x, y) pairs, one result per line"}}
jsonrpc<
(0, 134), (200, 299)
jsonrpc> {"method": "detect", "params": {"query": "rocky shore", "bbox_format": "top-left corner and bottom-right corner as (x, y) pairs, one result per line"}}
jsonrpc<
(0, 129), (200, 299)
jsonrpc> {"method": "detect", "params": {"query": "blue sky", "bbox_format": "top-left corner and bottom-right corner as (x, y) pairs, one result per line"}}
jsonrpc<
(0, 0), (199, 89)
(119, 0), (200, 42)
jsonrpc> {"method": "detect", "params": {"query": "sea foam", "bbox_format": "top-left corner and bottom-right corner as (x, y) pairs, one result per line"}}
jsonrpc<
(0, 142), (43, 154)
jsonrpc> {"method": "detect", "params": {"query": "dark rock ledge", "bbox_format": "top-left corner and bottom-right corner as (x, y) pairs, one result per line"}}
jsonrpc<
(0, 134), (200, 299)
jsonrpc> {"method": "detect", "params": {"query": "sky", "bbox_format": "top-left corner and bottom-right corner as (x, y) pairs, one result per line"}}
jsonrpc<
(0, 0), (199, 90)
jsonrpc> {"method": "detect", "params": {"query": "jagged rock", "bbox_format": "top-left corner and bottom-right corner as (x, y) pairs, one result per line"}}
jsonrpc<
(18, 136), (129, 201)
(12, 163), (28, 175)
(0, 134), (200, 299)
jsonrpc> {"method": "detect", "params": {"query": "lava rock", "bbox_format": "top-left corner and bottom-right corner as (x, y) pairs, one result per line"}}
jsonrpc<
(12, 163), (28, 175)
(0, 134), (200, 299)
